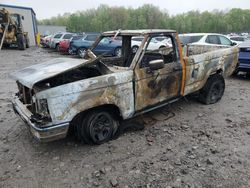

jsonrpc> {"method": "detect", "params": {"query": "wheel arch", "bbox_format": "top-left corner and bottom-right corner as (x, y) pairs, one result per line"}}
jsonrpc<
(70, 104), (123, 127)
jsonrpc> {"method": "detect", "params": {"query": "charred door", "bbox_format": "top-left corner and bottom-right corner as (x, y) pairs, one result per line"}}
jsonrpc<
(134, 35), (183, 111)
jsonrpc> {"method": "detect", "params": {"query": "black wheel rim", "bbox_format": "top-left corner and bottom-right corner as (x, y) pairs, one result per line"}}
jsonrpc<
(89, 113), (113, 143)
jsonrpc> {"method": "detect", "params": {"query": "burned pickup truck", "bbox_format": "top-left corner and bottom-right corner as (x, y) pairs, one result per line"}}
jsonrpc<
(11, 30), (238, 144)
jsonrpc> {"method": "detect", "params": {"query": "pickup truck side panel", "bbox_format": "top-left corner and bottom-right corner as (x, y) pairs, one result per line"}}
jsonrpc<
(36, 71), (134, 124)
(134, 60), (182, 111)
(184, 45), (238, 95)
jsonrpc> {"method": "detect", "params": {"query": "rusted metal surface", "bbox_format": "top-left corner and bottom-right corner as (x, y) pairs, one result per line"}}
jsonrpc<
(184, 44), (239, 95)
(10, 29), (239, 142)
(36, 70), (135, 124)
(10, 58), (87, 88)
(133, 32), (183, 111)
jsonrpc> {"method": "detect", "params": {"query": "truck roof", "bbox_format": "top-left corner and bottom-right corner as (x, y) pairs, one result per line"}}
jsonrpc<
(102, 29), (176, 36)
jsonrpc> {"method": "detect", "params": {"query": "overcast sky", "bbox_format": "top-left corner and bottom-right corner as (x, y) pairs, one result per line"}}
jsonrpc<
(1, 0), (250, 19)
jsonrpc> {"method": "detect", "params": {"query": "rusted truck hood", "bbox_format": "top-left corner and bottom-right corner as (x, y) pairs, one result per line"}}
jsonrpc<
(10, 58), (88, 88)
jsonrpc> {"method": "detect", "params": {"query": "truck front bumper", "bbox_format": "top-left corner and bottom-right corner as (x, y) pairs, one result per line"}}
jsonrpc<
(12, 96), (69, 142)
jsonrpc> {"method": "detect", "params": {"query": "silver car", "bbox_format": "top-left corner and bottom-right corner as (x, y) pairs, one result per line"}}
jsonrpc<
(50, 32), (73, 50)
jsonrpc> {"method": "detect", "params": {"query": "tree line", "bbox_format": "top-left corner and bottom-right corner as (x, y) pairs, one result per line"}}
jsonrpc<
(38, 4), (250, 34)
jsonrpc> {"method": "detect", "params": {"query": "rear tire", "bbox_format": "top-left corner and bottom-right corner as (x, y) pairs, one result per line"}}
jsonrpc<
(199, 74), (225, 105)
(114, 47), (121, 57)
(76, 110), (118, 145)
(17, 34), (26, 50)
(25, 36), (30, 48)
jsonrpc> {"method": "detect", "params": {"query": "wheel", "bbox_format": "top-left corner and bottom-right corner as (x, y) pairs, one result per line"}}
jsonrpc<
(68, 48), (72, 55)
(17, 34), (26, 50)
(76, 110), (118, 144)
(246, 72), (250, 78)
(232, 69), (239, 76)
(78, 48), (87, 58)
(199, 74), (225, 105)
(56, 44), (60, 52)
(114, 47), (122, 57)
(25, 36), (30, 48)
(132, 46), (139, 53)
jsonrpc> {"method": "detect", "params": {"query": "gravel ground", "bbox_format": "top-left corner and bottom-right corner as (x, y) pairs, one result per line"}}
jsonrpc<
(0, 47), (250, 188)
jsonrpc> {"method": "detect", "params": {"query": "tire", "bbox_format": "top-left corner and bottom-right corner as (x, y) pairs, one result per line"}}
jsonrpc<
(25, 36), (30, 48)
(74, 114), (92, 144)
(114, 47), (122, 57)
(246, 72), (250, 78)
(56, 44), (60, 52)
(132, 46), (139, 53)
(77, 48), (87, 58)
(17, 34), (26, 50)
(76, 110), (118, 145)
(199, 74), (225, 105)
(232, 69), (239, 76)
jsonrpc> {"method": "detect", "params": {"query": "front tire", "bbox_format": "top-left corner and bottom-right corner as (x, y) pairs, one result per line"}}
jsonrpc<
(199, 74), (225, 105)
(76, 110), (118, 144)
(17, 34), (26, 50)
(132, 46), (139, 53)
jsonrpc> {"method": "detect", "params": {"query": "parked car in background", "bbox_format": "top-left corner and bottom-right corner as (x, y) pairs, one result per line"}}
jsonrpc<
(50, 32), (73, 50)
(40, 35), (52, 48)
(58, 34), (85, 54)
(228, 36), (246, 45)
(69, 33), (99, 57)
(92, 37), (122, 57)
(236, 40), (250, 75)
(179, 33), (204, 46)
(58, 40), (70, 54)
(131, 36), (169, 53)
(179, 33), (236, 46)
(69, 34), (122, 58)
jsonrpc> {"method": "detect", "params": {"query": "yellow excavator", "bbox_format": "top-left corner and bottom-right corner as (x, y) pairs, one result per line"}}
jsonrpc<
(0, 8), (29, 50)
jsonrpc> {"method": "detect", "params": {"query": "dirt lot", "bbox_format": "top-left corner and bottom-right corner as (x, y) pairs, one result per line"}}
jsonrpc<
(0, 47), (250, 188)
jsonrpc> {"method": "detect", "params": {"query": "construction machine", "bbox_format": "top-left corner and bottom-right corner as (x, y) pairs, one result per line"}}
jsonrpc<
(0, 8), (29, 50)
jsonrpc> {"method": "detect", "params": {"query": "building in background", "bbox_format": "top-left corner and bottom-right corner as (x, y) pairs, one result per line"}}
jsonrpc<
(38, 25), (67, 36)
(0, 4), (38, 46)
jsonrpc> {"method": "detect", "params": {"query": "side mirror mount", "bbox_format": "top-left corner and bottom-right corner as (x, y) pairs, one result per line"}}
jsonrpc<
(148, 59), (164, 70)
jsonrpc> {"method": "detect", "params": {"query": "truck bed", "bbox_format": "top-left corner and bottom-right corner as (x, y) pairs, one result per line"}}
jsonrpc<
(183, 44), (239, 95)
